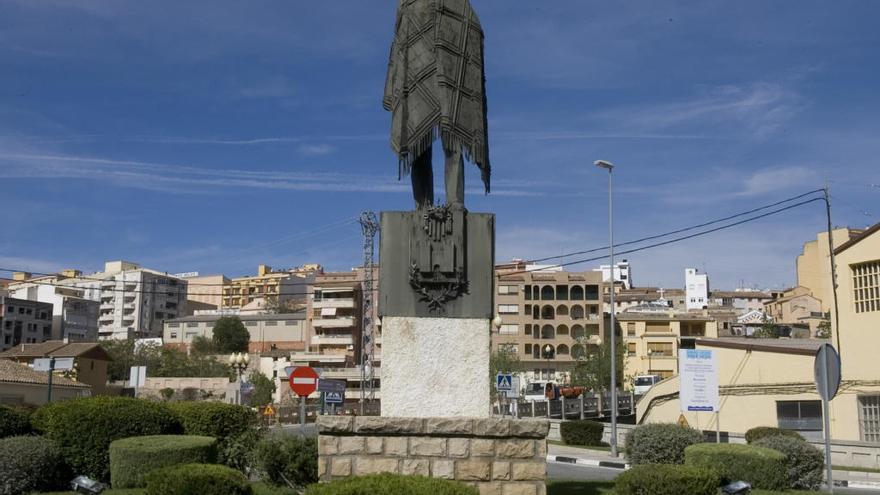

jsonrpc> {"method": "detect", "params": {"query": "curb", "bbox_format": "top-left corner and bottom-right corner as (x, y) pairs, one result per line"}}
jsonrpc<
(546, 455), (629, 470)
(835, 479), (880, 491)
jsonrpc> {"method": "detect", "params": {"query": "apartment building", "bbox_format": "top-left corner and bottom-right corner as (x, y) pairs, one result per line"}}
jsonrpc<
(603, 287), (686, 314)
(0, 296), (54, 351)
(179, 273), (229, 312)
(797, 226), (865, 313)
(763, 286), (825, 336)
(494, 264), (607, 384)
(594, 260), (633, 289)
(7, 281), (99, 342)
(685, 268), (709, 310)
(163, 313), (307, 353)
(221, 264), (318, 311)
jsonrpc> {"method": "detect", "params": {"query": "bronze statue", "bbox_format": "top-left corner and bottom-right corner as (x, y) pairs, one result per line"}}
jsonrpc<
(383, 0), (490, 210)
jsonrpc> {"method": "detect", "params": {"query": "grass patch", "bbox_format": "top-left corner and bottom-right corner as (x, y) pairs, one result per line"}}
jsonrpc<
(833, 464), (880, 474)
(548, 480), (615, 494)
(547, 439), (612, 452)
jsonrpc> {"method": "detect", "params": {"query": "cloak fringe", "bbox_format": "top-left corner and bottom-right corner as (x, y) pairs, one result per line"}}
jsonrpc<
(398, 126), (490, 194)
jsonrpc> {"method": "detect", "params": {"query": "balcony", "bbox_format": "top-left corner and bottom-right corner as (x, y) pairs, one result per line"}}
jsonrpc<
(99, 314), (114, 323)
(312, 335), (354, 346)
(100, 303), (115, 310)
(320, 367), (382, 380)
(312, 317), (356, 329)
(313, 299), (356, 309)
(290, 352), (347, 364)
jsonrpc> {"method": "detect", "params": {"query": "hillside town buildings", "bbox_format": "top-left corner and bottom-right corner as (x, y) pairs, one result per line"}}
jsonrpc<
(0, 296), (54, 351)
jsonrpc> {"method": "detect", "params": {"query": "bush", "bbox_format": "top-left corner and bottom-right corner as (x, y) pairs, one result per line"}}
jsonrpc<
(684, 442), (788, 490)
(745, 426), (804, 444)
(754, 434), (824, 490)
(615, 464), (720, 495)
(110, 435), (218, 488)
(0, 405), (32, 438)
(304, 474), (478, 495)
(0, 435), (70, 495)
(145, 463), (253, 495)
(223, 428), (266, 474)
(624, 423), (704, 465)
(31, 396), (182, 481)
(168, 401), (259, 467)
(560, 420), (604, 446)
(255, 435), (318, 488)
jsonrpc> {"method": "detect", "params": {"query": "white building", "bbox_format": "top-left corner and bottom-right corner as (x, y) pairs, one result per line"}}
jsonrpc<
(595, 260), (632, 289)
(685, 268), (709, 310)
(7, 282), (99, 342)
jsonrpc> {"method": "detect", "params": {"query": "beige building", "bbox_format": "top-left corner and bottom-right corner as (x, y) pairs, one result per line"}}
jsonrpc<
(638, 224), (880, 444)
(618, 304), (719, 382)
(494, 264), (606, 384)
(181, 274), (229, 311)
(797, 227), (864, 313)
(0, 359), (91, 405)
(0, 341), (112, 395)
(163, 313), (307, 354)
(763, 286), (825, 336)
(221, 264), (318, 311)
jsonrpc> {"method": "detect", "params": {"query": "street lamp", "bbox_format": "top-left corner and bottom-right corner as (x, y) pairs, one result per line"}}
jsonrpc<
(594, 159), (619, 457)
(492, 315), (503, 331)
(228, 352), (250, 405)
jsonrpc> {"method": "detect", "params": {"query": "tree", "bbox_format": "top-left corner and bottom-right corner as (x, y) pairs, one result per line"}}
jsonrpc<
(816, 317), (832, 339)
(490, 347), (521, 401)
(212, 316), (250, 353)
(100, 338), (162, 381)
(249, 371), (276, 407)
(754, 315), (780, 339)
(191, 335), (217, 355)
(570, 338), (625, 392)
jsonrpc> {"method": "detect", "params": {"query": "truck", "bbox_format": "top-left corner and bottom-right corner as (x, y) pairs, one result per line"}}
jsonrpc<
(633, 374), (663, 395)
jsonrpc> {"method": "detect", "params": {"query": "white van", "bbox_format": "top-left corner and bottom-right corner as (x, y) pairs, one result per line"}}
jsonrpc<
(633, 374), (662, 395)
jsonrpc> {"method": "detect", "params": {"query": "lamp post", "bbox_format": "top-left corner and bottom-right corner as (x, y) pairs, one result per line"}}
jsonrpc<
(595, 159), (619, 457)
(228, 352), (250, 405)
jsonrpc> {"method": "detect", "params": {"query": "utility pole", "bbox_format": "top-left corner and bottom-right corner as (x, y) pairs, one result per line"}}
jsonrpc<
(358, 212), (379, 415)
(823, 186), (843, 356)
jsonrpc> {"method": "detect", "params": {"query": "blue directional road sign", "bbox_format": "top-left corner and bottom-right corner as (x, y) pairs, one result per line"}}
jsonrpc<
(324, 391), (345, 405)
(318, 379), (347, 394)
(495, 373), (513, 392)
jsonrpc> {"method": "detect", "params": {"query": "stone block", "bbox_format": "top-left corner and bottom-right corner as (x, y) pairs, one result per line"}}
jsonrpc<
(535, 440), (547, 458)
(478, 482), (503, 495)
(471, 438), (496, 457)
(318, 436), (339, 456)
(511, 461), (545, 481)
(355, 416), (424, 435)
(330, 458), (352, 477)
(426, 418), (474, 435)
(509, 420), (550, 438)
(338, 436), (365, 455)
(456, 459), (492, 481)
(502, 483), (538, 495)
(474, 418), (510, 437)
(410, 437), (447, 456)
(365, 437), (384, 454)
(496, 439), (535, 459)
(492, 461), (510, 481)
(317, 416), (354, 433)
(431, 459), (455, 479)
(317, 457), (327, 478)
(384, 436), (409, 457)
(354, 457), (400, 476)
(448, 438), (470, 457)
(401, 458), (430, 477)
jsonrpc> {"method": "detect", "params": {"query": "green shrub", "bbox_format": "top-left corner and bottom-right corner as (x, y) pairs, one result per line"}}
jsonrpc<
(110, 435), (218, 488)
(304, 474), (479, 495)
(254, 435), (318, 488)
(31, 396), (182, 481)
(615, 464), (720, 495)
(168, 401), (258, 468)
(560, 420), (604, 446)
(0, 435), (70, 495)
(223, 428), (266, 474)
(624, 423), (704, 465)
(145, 463), (253, 495)
(754, 435), (824, 490)
(0, 405), (31, 438)
(684, 442), (788, 490)
(745, 426), (804, 443)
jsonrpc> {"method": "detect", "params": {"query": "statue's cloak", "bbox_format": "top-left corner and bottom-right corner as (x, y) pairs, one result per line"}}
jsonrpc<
(383, 0), (490, 193)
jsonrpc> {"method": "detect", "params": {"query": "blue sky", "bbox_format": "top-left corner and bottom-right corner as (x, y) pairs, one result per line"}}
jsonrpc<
(1, 1), (878, 290)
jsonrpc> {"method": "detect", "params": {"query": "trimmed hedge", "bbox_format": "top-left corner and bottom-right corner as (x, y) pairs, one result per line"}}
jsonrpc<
(754, 434), (824, 490)
(303, 474), (479, 495)
(110, 435), (219, 488)
(624, 423), (704, 465)
(254, 435), (318, 488)
(168, 401), (258, 467)
(745, 426), (804, 444)
(145, 463), (253, 495)
(615, 464), (720, 495)
(31, 396), (182, 481)
(684, 442), (788, 491)
(0, 405), (31, 438)
(560, 420), (604, 446)
(0, 435), (69, 495)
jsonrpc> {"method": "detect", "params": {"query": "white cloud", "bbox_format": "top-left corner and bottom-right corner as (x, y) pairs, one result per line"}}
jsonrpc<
(297, 144), (336, 156)
(736, 166), (818, 197)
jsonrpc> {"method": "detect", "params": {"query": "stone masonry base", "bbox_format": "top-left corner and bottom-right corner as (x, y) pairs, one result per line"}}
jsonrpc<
(317, 416), (550, 495)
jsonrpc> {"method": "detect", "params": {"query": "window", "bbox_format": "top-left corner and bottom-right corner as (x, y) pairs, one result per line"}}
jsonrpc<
(185, 331), (198, 339)
(499, 343), (517, 353)
(284, 321), (298, 326)
(168, 323), (180, 328)
(556, 285), (568, 300)
(525, 344), (532, 354)
(541, 286), (555, 300)
(585, 285), (599, 300)
(647, 342), (673, 357)
(498, 304), (518, 314)
(6, 306), (13, 314)
(170, 332), (178, 339)
(649, 370), (674, 379)
(497, 285), (518, 295)
(524, 286), (532, 300)
(627, 322), (636, 336)
(570, 286), (584, 300)
(186, 322), (198, 328)
(627, 342), (636, 356)
(646, 322), (671, 333)
(245, 321), (258, 327)
(777, 400), (822, 431)
(499, 324), (518, 335)
(265, 321), (278, 326)
(852, 260), (880, 313)
(25, 308), (32, 315)
(860, 396), (880, 442)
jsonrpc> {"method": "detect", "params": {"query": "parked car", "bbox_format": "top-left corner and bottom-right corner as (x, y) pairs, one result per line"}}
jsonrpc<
(633, 374), (663, 395)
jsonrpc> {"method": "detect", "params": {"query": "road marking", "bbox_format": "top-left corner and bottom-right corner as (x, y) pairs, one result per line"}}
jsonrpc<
(292, 378), (316, 384)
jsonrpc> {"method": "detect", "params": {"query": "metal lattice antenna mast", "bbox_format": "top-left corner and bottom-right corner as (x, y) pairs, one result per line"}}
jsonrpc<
(358, 211), (379, 413)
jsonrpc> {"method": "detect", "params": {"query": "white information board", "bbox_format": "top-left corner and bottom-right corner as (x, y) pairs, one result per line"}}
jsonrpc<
(679, 349), (718, 412)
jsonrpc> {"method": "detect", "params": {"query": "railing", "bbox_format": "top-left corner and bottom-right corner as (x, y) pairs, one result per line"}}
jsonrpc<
(495, 392), (636, 420)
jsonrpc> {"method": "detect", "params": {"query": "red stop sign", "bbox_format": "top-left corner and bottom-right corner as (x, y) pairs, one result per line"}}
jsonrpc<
(289, 366), (319, 397)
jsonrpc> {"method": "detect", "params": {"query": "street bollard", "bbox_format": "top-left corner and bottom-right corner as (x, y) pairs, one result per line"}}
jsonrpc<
(579, 395), (585, 420)
(561, 396), (566, 420)
(545, 398), (551, 418)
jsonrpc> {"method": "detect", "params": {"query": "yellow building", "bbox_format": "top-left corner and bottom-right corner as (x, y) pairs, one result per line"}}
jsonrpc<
(221, 264), (316, 310)
(762, 286), (824, 336)
(796, 227), (864, 313)
(638, 224), (880, 445)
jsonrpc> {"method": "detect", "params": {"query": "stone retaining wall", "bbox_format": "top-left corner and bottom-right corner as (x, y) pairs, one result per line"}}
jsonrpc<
(317, 416), (550, 495)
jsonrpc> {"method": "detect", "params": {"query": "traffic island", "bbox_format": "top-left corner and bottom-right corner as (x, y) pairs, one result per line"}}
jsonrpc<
(317, 416), (550, 495)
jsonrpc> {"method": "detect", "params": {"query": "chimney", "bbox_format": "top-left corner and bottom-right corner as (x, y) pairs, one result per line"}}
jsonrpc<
(12, 272), (31, 281)
(258, 265), (271, 276)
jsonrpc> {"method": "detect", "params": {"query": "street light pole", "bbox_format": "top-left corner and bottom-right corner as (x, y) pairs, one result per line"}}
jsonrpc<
(595, 159), (618, 457)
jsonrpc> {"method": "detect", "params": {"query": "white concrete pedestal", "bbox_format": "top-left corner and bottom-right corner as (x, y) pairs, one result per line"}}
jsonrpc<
(381, 316), (491, 417)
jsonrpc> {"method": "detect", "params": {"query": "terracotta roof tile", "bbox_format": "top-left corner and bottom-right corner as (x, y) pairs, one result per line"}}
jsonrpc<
(0, 359), (90, 388)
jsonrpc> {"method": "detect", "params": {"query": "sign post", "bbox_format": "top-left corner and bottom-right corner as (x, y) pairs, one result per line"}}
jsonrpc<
(679, 349), (719, 442)
(34, 357), (74, 403)
(289, 366), (319, 434)
(495, 373), (513, 416)
(815, 343), (841, 493)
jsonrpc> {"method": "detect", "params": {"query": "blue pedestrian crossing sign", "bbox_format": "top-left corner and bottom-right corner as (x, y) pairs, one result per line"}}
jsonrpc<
(495, 373), (513, 392)
(324, 391), (345, 405)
